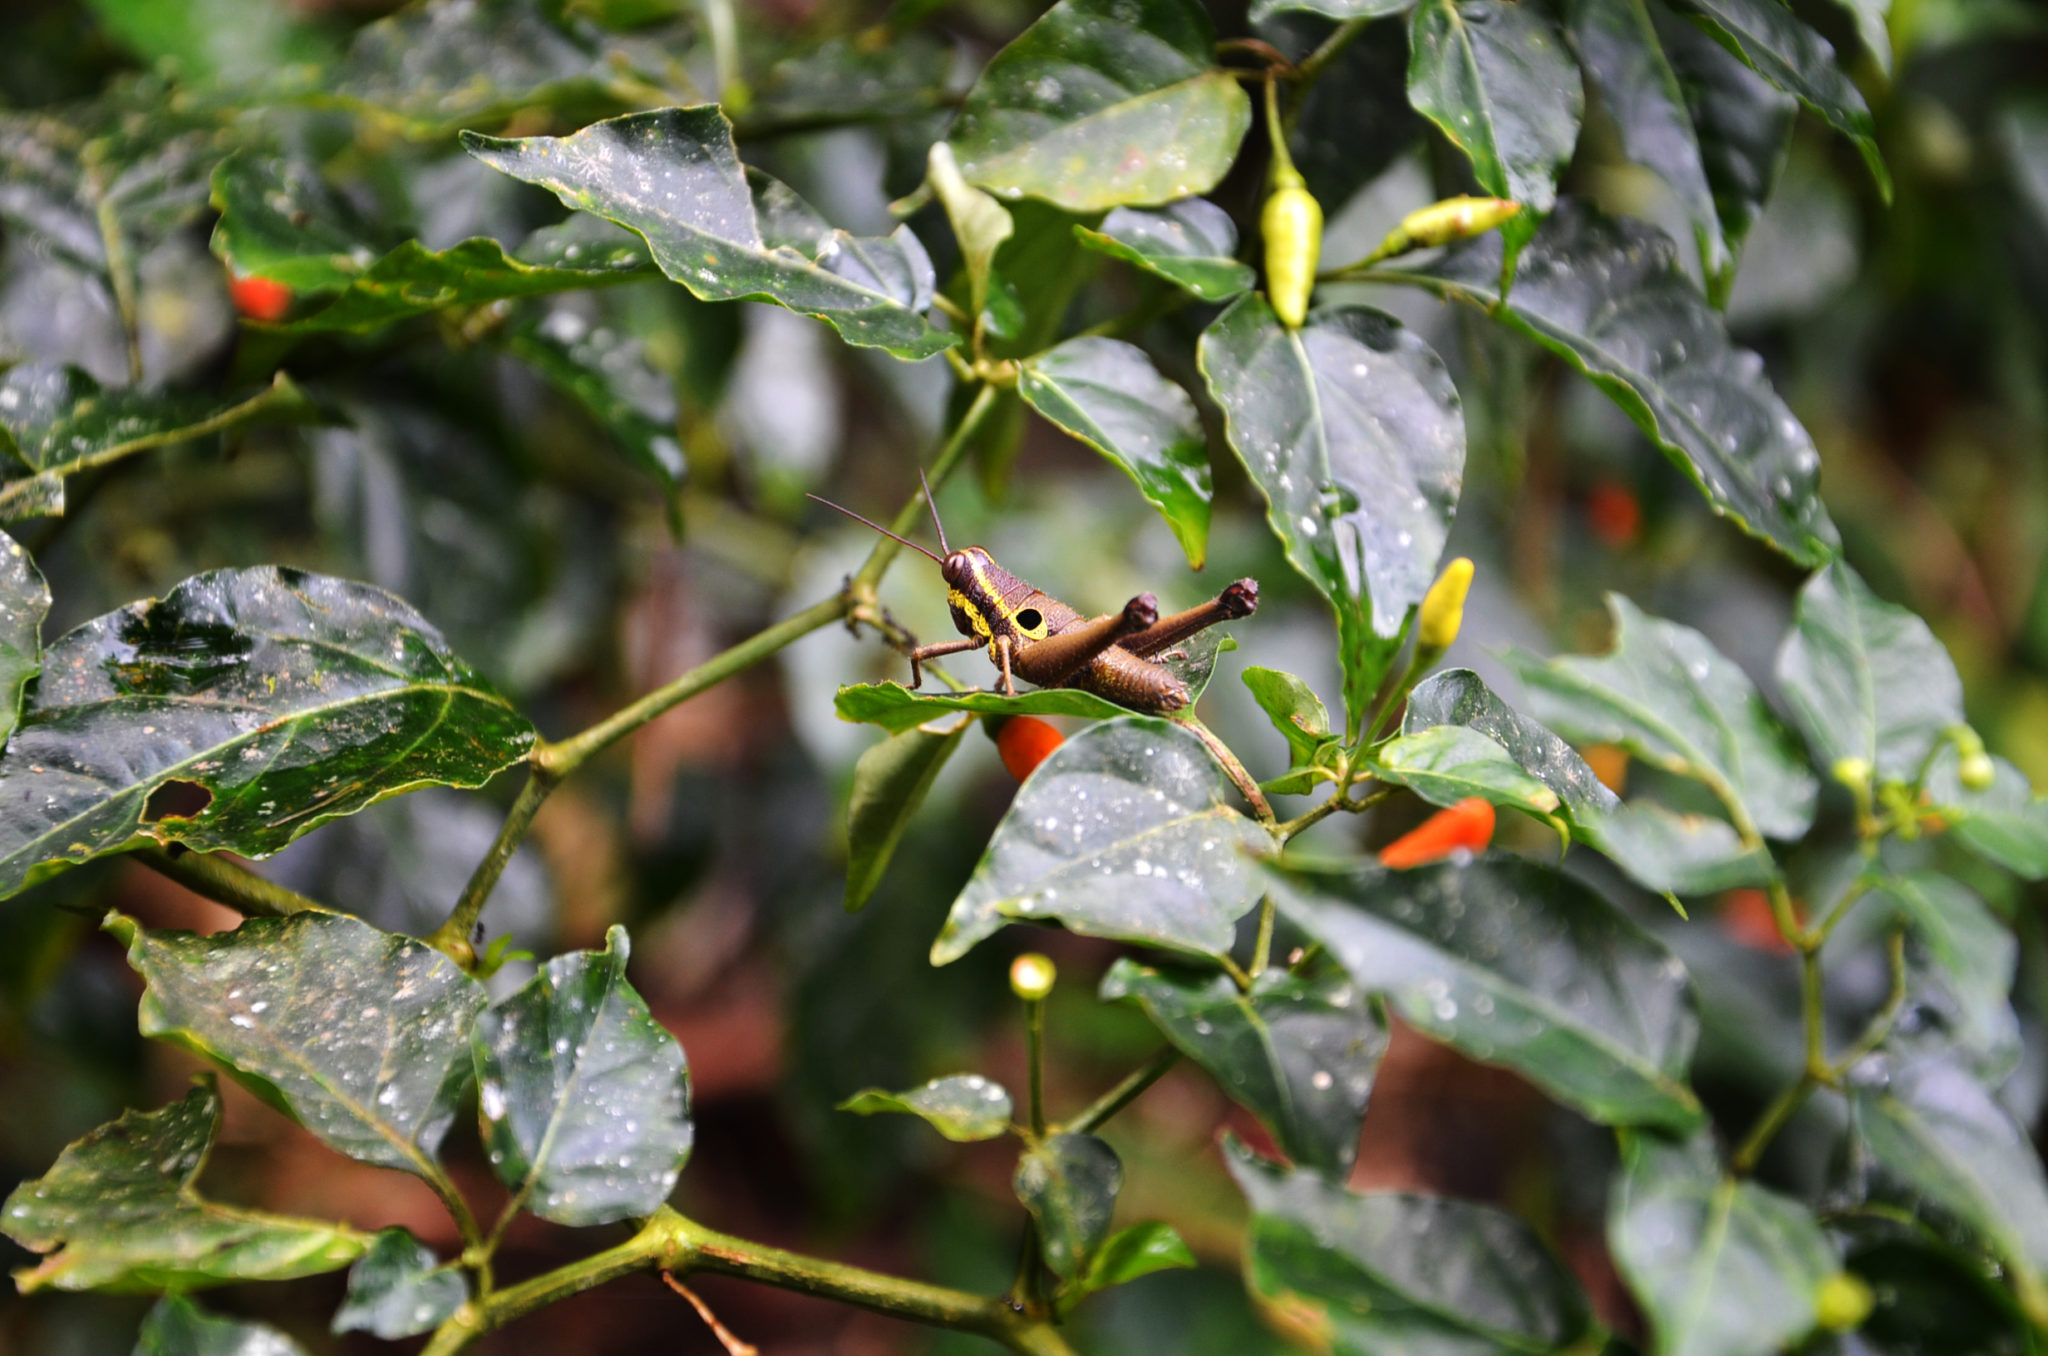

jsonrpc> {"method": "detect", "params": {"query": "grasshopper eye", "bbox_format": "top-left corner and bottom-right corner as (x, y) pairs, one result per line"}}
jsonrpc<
(1015, 608), (1042, 631)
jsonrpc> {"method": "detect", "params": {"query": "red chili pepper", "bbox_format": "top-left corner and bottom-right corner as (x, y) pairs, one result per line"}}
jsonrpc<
(996, 716), (1064, 782)
(1718, 888), (1795, 956)
(1586, 482), (1641, 547)
(229, 273), (293, 323)
(1377, 797), (1494, 868)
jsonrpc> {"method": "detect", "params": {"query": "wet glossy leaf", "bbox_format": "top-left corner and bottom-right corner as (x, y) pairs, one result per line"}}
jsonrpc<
(947, 0), (1251, 212)
(1017, 337), (1212, 568)
(473, 925), (693, 1226)
(1227, 1138), (1594, 1355)
(0, 529), (48, 744)
(1383, 200), (1837, 564)
(1923, 749), (2048, 880)
(1, 1077), (368, 1293)
(1015, 1132), (1122, 1279)
(465, 107), (955, 360)
(1269, 856), (1705, 1130)
(1243, 666), (1334, 773)
(1865, 874), (2017, 1073)
(834, 628), (1236, 733)
(1102, 954), (1387, 1173)
(1403, 668), (1618, 821)
(331, 1228), (467, 1339)
(0, 566), (535, 897)
(1609, 1131), (1836, 1356)
(1581, 800), (1775, 893)
(1060, 1221), (1196, 1312)
(107, 912), (486, 1177)
(0, 364), (310, 521)
(1370, 724), (1564, 818)
(1776, 561), (1962, 783)
(933, 716), (1275, 965)
(1408, 0), (1583, 247)
(1506, 593), (1817, 840)
(137, 1295), (310, 1356)
(207, 152), (384, 296)
(845, 717), (971, 913)
(1199, 297), (1465, 733)
(1664, 0), (1888, 197)
(1072, 201), (1254, 301)
(838, 1073), (1013, 1142)
(1569, 0), (1726, 277)
(504, 305), (685, 486)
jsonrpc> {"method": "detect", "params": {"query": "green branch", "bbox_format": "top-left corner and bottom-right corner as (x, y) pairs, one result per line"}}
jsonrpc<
(1060, 1048), (1180, 1135)
(134, 847), (338, 919)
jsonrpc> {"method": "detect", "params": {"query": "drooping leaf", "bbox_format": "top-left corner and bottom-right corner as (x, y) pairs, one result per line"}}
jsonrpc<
(472, 925), (692, 1226)
(1017, 337), (1213, 568)
(1198, 296), (1465, 734)
(1102, 954), (1387, 1173)
(0, 566), (535, 897)
(464, 106), (954, 360)
(1058, 1221), (1196, 1313)
(1568, 0), (1727, 278)
(838, 1073), (1013, 1142)
(1380, 200), (1837, 564)
(834, 628), (1236, 733)
(106, 912), (486, 1178)
(331, 1228), (467, 1340)
(1922, 749), (2048, 880)
(1072, 200), (1254, 301)
(0, 364), (311, 521)
(845, 717), (971, 912)
(1, 1077), (368, 1293)
(1608, 1131), (1837, 1356)
(928, 140), (1014, 325)
(1663, 0), (1889, 197)
(1775, 561), (1963, 783)
(1506, 593), (1817, 841)
(1403, 668), (1619, 820)
(1407, 0), (1584, 250)
(1014, 1132), (1122, 1279)
(1268, 856), (1705, 1130)
(946, 0), (1252, 212)
(1227, 1138), (1594, 1355)
(1581, 800), (1776, 893)
(503, 304), (685, 487)
(932, 717), (1275, 965)
(1369, 724), (1565, 818)
(0, 529), (49, 744)
(136, 1295), (311, 1356)
(1862, 874), (2018, 1074)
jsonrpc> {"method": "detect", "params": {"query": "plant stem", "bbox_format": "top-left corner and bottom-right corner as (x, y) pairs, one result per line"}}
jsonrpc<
(429, 765), (558, 964)
(1060, 1048), (1180, 1135)
(1251, 894), (1278, 975)
(1182, 716), (1275, 826)
(1025, 993), (1048, 1138)
(1731, 1072), (1816, 1175)
(135, 848), (337, 918)
(1293, 18), (1371, 90)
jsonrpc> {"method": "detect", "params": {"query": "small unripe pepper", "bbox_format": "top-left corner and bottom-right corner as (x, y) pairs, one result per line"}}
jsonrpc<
(1364, 196), (1521, 265)
(1815, 1273), (1874, 1332)
(1260, 78), (1322, 329)
(1950, 725), (1996, 791)
(1010, 952), (1056, 1002)
(1417, 557), (1474, 653)
(1378, 797), (1495, 868)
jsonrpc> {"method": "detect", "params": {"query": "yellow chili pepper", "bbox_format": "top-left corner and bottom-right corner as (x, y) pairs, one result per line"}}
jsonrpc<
(1418, 557), (1475, 653)
(1815, 1273), (1874, 1332)
(1260, 78), (1322, 329)
(1365, 196), (1521, 265)
(1009, 953), (1056, 1002)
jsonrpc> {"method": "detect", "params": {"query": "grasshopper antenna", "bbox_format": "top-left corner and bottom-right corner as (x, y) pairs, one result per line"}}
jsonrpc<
(919, 468), (951, 555)
(805, 493), (944, 563)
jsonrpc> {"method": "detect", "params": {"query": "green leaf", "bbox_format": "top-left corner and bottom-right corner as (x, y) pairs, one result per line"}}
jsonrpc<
(106, 912), (486, 1178)
(473, 925), (693, 1226)
(932, 716), (1275, 965)
(331, 1228), (467, 1340)
(1608, 1131), (1837, 1356)
(0, 365), (311, 521)
(1198, 296), (1465, 735)
(1506, 593), (1817, 841)
(834, 628), (1236, 733)
(1072, 201), (1254, 301)
(1059, 1220), (1196, 1312)
(1580, 801), (1776, 893)
(1226, 1137), (1594, 1355)
(1568, 0), (1728, 278)
(1408, 0), (1583, 249)
(0, 566), (535, 897)
(1865, 874), (2017, 1072)
(136, 1295), (311, 1356)
(0, 529), (49, 745)
(1664, 0), (1889, 198)
(1268, 856), (1705, 1130)
(1369, 724), (1565, 818)
(464, 107), (955, 360)
(1402, 668), (1619, 821)
(1924, 748), (2048, 879)
(845, 717), (971, 912)
(1242, 666), (1335, 773)
(503, 304), (685, 487)
(1254, 0), (1416, 18)
(1382, 200), (1838, 564)
(928, 141), (1014, 325)
(1014, 1132), (1122, 1280)
(838, 1074), (1013, 1142)
(946, 0), (1252, 212)
(1101, 954), (1387, 1174)
(2, 1077), (368, 1293)
(1830, 0), (1893, 77)
(749, 33), (957, 128)
(1837, 1228), (2035, 1356)
(1775, 561), (1962, 783)
(1017, 337), (1213, 569)
(208, 152), (383, 295)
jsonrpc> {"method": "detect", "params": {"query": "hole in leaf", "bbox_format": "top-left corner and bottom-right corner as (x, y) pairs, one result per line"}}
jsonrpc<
(1016, 608), (1042, 630)
(143, 780), (213, 822)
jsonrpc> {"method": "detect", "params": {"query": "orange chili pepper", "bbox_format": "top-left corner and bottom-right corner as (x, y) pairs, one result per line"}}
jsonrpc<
(995, 716), (1064, 782)
(1377, 797), (1494, 868)
(229, 273), (293, 323)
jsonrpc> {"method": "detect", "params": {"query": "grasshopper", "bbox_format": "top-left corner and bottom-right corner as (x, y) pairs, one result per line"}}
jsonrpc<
(811, 477), (1257, 714)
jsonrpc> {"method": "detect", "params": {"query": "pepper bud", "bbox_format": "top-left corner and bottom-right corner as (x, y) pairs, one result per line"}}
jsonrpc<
(1815, 1273), (1874, 1332)
(1831, 757), (1872, 791)
(1417, 557), (1474, 654)
(1261, 164), (1322, 329)
(1009, 953), (1056, 1003)
(1365, 196), (1521, 265)
(1951, 725), (1995, 790)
